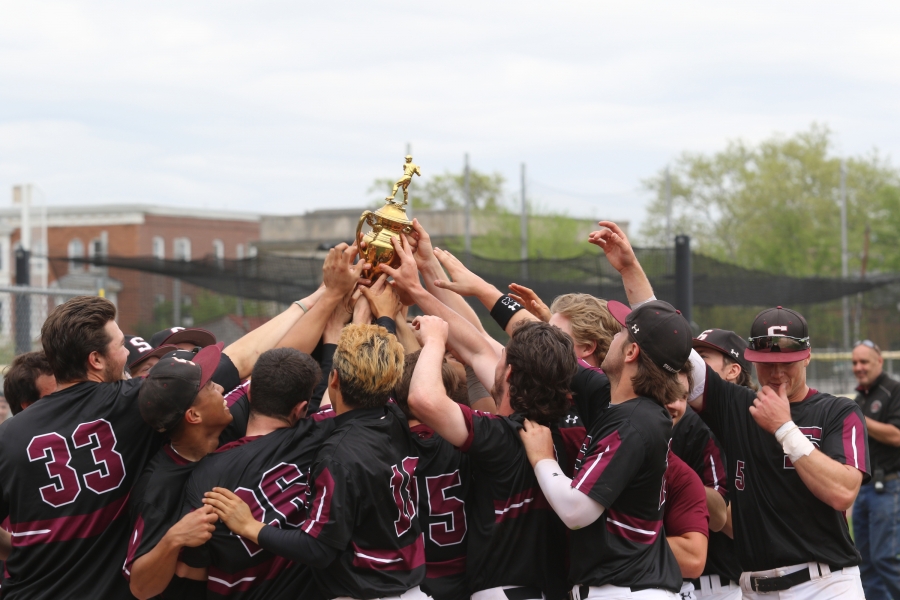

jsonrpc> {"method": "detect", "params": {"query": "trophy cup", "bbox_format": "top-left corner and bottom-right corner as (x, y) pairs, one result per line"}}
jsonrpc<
(356, 155), (422, 279)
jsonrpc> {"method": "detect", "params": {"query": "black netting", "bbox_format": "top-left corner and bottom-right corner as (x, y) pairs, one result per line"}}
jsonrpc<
(52, 249), (897, 308)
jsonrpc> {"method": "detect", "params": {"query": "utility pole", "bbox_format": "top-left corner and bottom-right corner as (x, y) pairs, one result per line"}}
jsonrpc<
(405, 142), (413, 219)
(12, 185), (32, 353)
(464, 153), (471, 263)
(665, 167), (672, 244)
(840, 160), (850, 351)
(520, 163), (528, 280)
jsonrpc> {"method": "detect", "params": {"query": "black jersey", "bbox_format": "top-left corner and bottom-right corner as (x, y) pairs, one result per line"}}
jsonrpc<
(409, 424), (470, 600)
(855, 372), (900, 474)
(182, 417), (335, 600)
(219, 382), (251, 447)
(456, 404), (570, 600)
(123, 445), (200, 597)
(300, 406), (425, 600)
(570, 361), (611, 432)
(0, 378), (162, 600)
(698, 366), (870, 571)
(569, 396), (681, 593)
(670, 406), (740, 581)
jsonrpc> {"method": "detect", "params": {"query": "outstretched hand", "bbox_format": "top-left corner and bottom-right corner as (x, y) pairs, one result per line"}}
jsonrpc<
(203, 487), (264, 543)
(323, 243), (371, 297)
(749, 384), (793, 435)
(409, 219), (438, 271)
(360, 276), (402, 320)
(588, 221), (638, 273)
(519, 419), (556, 468)
(508, 283), (551, 322)
(411, 315), (450, 348)
(432, 248), (490, 298)
(380, 234), (424, 296)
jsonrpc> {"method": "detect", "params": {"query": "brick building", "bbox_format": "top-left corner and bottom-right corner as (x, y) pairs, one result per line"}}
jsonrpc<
(0, 203), (260, 336)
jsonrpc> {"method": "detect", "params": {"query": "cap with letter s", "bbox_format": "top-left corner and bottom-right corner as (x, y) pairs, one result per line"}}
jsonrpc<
(693, 329), (752, 373)
(744, 306), (810, 363)
(607, 299), (693, 374)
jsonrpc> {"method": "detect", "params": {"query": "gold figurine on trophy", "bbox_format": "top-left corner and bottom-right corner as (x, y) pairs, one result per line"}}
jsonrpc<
(357, 155), (421, 279)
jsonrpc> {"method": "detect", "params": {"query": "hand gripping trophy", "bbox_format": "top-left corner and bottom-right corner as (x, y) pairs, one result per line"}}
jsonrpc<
(357, 155), (422, 279)
(386, 155), (422, 206)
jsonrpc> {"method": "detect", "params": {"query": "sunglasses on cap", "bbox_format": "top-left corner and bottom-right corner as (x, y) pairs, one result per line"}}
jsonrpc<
(854, 339), (881, 353)
(747, 335), (810, 353)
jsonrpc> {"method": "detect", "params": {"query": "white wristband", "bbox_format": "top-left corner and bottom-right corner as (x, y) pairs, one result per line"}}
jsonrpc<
(775, 421), (814, 463)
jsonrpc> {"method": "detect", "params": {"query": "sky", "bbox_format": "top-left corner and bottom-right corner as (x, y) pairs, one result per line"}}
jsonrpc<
(2, 1), (900, 235)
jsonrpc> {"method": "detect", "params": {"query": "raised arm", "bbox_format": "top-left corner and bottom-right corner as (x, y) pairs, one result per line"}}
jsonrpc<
(588, 221), (654, 306)
(750, 384), (864, 511)
(275, 243), (368, 355)
(381, 236), (501, 389)
(407, 316), (469, 447)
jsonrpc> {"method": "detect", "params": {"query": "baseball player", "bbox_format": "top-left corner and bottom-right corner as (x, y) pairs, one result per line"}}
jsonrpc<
(689, 307), (869, 599)
(124, 344), (231, 599)
(2, 351), (56, 415)
(181, 348), (334, 600)
(519, 300), (692, 599)
(204, 323), (428, 600)
(125, 334), (177, 378)
(393, 350), (470, 600)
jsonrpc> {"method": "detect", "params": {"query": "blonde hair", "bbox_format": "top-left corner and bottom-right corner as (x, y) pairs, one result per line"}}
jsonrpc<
(550, 294), (622, 365)
(333, 324), (405, 409)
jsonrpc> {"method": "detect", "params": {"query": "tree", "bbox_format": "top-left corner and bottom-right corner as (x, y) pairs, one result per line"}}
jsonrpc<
(641, 124), (900, 277)
(368, 168), (506, 210)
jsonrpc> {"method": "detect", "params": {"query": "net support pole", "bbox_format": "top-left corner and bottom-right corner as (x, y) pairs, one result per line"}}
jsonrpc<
(675, 234), (692, 326)
(520, 163), (528, 280)
(14, 247), (31, 354)
(464, 153), (471, 265)
(840, 159), (850, 351)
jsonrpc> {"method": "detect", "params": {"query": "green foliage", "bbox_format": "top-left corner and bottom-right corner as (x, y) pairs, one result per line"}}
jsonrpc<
(641, 124), (900, 277)
(134, 290), (269, 338)
(369, 168), (506, 211)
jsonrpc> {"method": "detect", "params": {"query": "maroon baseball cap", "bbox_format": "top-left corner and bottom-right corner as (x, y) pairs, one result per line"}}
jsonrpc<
(608, 300), (693, 374)
(744, 306), (810, 363)
(138, 342), (223, 433)
(149, 327), (217, 349)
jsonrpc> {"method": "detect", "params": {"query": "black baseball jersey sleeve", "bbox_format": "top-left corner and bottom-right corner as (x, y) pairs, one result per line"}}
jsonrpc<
(456, 404), (569, 600)
(182, 418), (334, 600)
(409, 424), (470, 600)
(123, 445), (201, 598)
(671, 406), (727, 498)
(0, 379), (163, 600)
(568, 397), (682, 593)
(855, 373), (900, 473)
(219, 382), (250, 447)
(698, 366), (870, 571)
(300, 406), (425, 600)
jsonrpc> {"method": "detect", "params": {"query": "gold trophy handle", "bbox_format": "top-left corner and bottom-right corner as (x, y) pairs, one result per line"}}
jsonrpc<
(356, 211), (373, 249)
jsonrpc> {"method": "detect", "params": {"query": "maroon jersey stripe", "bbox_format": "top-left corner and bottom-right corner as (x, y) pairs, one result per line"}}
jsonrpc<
(122, 513), (145, 579)
(842, 412), (866, 471)
(492, 487), (551, 523)
(605, 508), (663, 544)
(572, 430), (623, 493)
(10, 494), (129, 547)
(350, 537), (425, 571)
(425, 555), (466, 578)
(702, 436), (727, 496)
(301, 467), (335, 539)
(206, 556), (292, 595)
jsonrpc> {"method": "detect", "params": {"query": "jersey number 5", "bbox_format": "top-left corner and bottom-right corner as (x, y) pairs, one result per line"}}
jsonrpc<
(27, 420), (126, 508)
(425, 471), (466, 546)
(735, 460), (746, 491)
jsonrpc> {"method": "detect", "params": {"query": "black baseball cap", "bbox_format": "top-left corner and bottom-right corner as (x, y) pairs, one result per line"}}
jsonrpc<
(149, 327), (217, 349)
(130, 343), (178, 373)
(607, 300), (693, 374)
(693, 329), (751, 373)
(138, 342), (223, 433)
(745, 306), (810, 363)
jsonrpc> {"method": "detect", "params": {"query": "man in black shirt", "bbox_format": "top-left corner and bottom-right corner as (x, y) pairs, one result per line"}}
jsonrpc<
(205, 322), (427, 600)
(851, 339), (900, 599)
(124, 344), (230, 599)
(690, 307), (869, 599)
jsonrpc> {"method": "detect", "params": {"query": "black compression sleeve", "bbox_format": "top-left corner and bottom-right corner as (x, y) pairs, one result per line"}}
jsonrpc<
(257, 525), (339, 569)
(489, 295), (525, 331)
(309, 343), (337, 413)
(375, 316), (397, 336)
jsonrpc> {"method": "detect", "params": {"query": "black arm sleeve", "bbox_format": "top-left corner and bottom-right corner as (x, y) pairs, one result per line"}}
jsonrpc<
(309, 343), (337, 414)
(257, 525), (339, 569)
(374, 316), (397, 336)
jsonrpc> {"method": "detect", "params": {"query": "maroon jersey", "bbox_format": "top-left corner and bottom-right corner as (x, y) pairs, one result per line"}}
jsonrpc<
(663, 451), (708, 539)
(0, 379), (162, 599)
(182, 417), (334, 600)
(569, 396), (681, 593)
(300, 406), (425, 599)
(698, 367), (869, 571)
(456, 405), (570, 600)
(409, 424), (469, 600)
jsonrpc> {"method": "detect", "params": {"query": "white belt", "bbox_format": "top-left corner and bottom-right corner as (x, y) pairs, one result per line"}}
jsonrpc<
(472, 586), (545, 600)
(333, 585), (430, 600)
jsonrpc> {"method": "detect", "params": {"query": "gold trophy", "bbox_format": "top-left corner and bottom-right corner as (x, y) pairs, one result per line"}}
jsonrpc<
(356, 155), (422, 279)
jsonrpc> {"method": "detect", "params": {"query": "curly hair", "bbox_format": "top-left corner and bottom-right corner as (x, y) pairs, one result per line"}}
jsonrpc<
(333, 324), (405, 409)
(392, 350), (462, 420)
(550, 294), (622, 364)
(506, 321), (577, 424)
